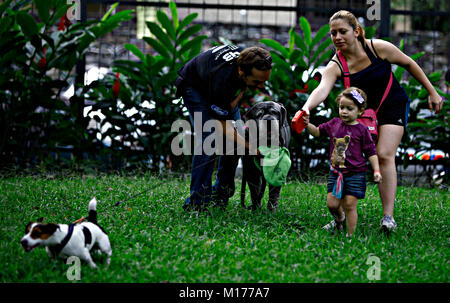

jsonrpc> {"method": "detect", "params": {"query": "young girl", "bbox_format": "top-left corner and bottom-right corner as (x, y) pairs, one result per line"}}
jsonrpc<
(305, 87), (382, 236)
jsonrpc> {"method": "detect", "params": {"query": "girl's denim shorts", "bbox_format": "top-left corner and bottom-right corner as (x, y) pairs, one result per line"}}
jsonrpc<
(327, 171), (367, 199)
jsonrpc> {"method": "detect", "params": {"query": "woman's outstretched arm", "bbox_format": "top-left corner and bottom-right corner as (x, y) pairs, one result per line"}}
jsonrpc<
(372, 39), (443, 113)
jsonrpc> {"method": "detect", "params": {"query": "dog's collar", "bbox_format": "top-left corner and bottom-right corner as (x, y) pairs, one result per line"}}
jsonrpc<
(49, 224), (75, 258)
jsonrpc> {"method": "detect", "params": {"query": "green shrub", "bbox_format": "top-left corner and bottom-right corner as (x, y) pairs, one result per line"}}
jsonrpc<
(85, 2), (206, 171)
(0, 0), (133, 169)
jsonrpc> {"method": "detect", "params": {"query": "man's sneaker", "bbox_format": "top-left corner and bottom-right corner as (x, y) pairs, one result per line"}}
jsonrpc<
(380, 215), (397, 233)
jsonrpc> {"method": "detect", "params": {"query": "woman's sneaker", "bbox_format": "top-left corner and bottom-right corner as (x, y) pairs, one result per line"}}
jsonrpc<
(322, 220), (335, 231)
(333, 216), (346, 235)
(380, 215), (397, 233)
(323, 215), (346, 235)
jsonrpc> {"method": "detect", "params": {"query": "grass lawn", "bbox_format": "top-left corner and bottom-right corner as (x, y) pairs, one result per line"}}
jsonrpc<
(1, 174), (448, 283)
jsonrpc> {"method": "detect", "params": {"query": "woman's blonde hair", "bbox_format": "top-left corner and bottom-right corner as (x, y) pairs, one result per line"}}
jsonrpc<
(336, 86), (367, 111)
(329, 10), (366, 47)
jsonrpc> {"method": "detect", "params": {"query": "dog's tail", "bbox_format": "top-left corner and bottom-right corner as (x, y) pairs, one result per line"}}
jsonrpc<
(88, 197), (98, 224)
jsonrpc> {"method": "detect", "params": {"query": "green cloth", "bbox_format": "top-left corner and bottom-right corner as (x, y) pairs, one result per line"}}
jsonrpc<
(254, 146), (291, 187)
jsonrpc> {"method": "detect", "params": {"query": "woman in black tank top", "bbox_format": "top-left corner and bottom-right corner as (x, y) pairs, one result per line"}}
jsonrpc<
(298, 10), (443, 233)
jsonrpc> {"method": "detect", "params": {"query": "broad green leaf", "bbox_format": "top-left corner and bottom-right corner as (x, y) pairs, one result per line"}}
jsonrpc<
(310, 24), (330, 49)
(143, 36), (170, 58)
(260, 38), (289, 59)
(289, 49), (308, 69)
(399, 39), (405, 51)
(288, 28), (295, 52)
(124, 43), (145, 62)
(97, 11), (134, 37)
(310, 37), (332, 64)
(394, 66), (405, 81)
(428, 71), (442, 83)
(364, 26), (375, 39)
(177, 13), (198, 34)
(306, 78), (320, 91)
(114, 59), (145, 72)
(412, 52), (424, 61)
(292, 31), (307, 54)
(101, 2), (119, 21)
(49, 3), (69, 27)
(299, 16), (312, 46)
(313, 49), (332, 69)
(146, 21), (174, 53)
(417, 88), (428, 99)
(33, 0), (51, 24)
(0, 0), (13, 17)
(156, 10), (176, 40)
(169, 1), (179, 30)
(154, 71), (177, 92)
(271, 52), (292, 73)
(178, 35), (207, 56)
(177, 24), (202, 44)
(0, 16), (14, 37)
(16, 11), (38, 37)
(150, 57), (170, 77)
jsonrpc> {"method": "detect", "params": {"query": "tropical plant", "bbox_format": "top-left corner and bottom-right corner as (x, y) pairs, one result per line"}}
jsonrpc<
(86, 1), (207, 171)
(0, 0), (133, 169)
(394, 40), (449, 184)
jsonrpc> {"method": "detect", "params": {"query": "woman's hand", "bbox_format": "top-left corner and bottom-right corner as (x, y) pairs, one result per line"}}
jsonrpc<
(429, 92), (444, 114)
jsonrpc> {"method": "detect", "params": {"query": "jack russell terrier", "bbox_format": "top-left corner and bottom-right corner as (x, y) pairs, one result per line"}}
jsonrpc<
(21, 197), (112, 268)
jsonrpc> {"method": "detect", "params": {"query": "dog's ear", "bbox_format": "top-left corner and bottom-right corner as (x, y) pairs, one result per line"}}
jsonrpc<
(25, 222), (33, 234)
(40, 223), (59, 236)
(245, 103), (261, 120)
(344, 135), (350, 143)
(279, 104), (288, 126)
(273, 103), (290, 148)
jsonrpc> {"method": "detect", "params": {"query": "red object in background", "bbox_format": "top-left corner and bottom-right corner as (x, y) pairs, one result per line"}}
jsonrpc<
(58, 14), (72, 31)
(291, 110), (307, 134)
(38, 45), (47, 69)
(289, 84), (308, 98)
(112, 73), (120, 98)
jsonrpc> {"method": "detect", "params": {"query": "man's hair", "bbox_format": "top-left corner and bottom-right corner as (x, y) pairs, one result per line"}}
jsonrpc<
(237, 47), (272, 75)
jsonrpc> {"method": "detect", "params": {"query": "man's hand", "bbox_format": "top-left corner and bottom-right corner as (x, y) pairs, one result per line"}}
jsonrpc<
(230, 88), (248, 110)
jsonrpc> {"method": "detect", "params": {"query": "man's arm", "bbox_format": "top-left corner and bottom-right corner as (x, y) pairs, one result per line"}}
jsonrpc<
(217, 120), (259, 155)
